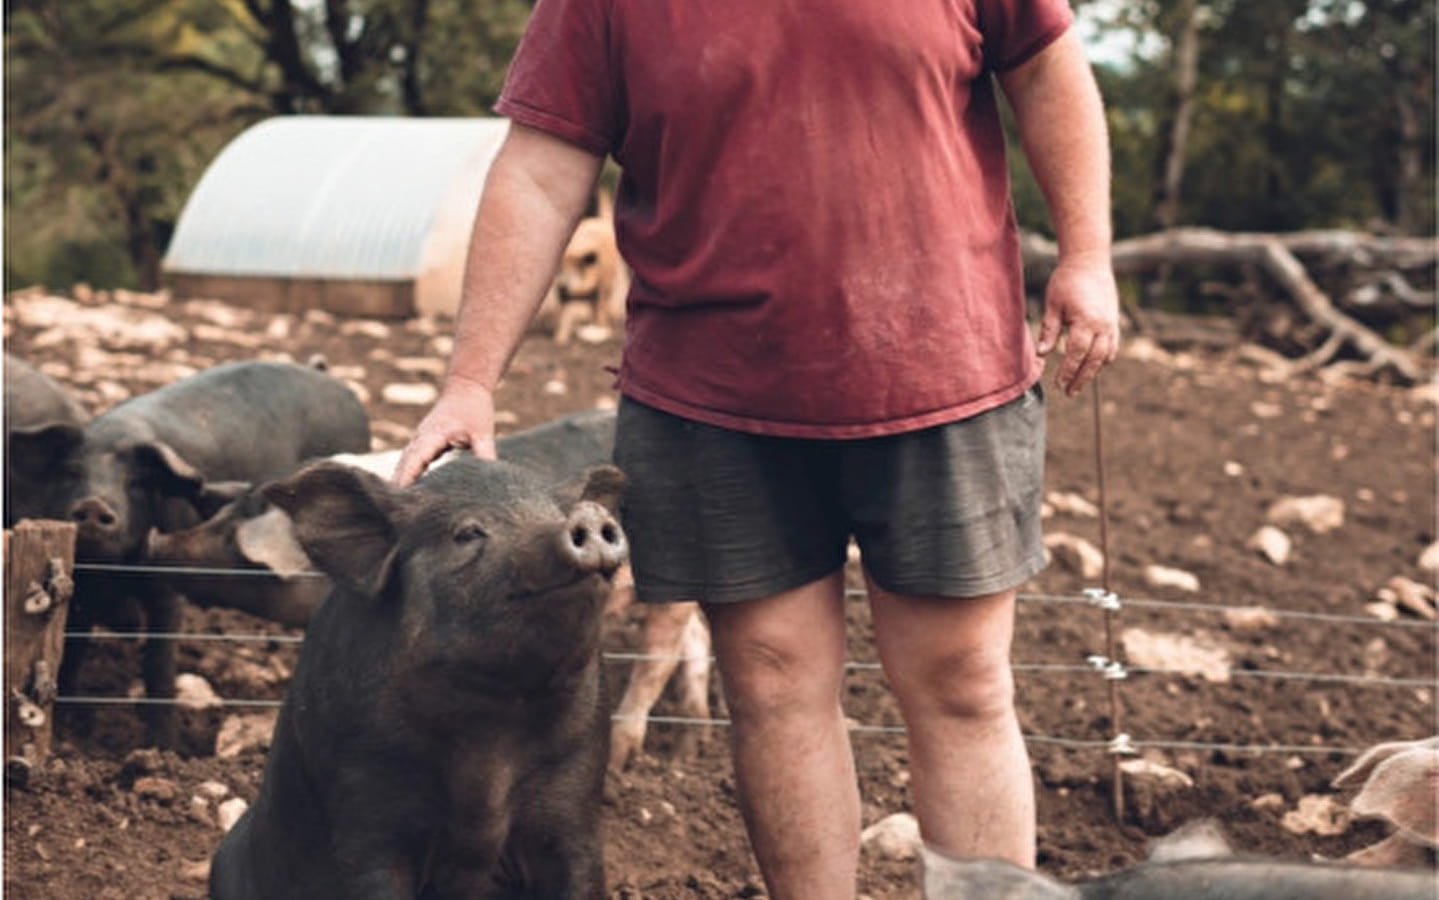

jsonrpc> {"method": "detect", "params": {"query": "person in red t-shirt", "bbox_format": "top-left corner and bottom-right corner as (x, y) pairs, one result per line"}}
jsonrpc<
(396, 0), (1119, 895)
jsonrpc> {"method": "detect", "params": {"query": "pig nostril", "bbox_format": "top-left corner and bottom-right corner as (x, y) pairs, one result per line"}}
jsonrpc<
(600, 523), (618, 544)
(71, 509), (87, 522)
(571, 526), (589, 548)
(98, 513), (116, 527)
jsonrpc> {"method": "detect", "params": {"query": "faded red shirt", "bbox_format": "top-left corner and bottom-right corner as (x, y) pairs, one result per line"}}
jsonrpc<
(497, 0), (1072, 437)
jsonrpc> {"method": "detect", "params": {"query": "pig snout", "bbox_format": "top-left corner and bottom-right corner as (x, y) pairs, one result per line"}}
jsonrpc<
(70, 496), (124, 548)
(560, 501), (627, 576)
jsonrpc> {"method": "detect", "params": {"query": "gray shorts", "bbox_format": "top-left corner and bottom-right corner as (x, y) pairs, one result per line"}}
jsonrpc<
(612, 386), (1048, 603)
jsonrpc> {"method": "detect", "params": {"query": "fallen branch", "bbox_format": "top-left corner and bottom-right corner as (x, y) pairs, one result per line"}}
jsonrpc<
(1023, 228), (1433, 383)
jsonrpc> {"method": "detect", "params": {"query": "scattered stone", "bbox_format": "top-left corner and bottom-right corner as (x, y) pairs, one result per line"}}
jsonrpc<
(217, 798), (249, 833)
(1045, 491), (1099, 518)
(339, 320), (390, 340)
(174, 673), (223, 710)
(197, 780), (231, 801)
(859, 812), (920, 861)
(1245, 526), (1292, 566)
(1223, 460), (1244, 477)
(132, 776), (180, 803)
(215, 712), (278, 759)
(1144, 564), (1201, 593)
(381, 382), (438, 406)
(1043, 533), (1104, 580)
(1222, 606), (1279, 632)
(594, 395), (618, 411)
(345, 380), (372, 406)
(1266, 495), (1345, 535)
(1121, 758), (1195, 832)
(1251, 793), (1287, 813)
(637, 807), (653, 825)
(180, 858), (211, 882)
(1419, 542), (1439, 573)
(1385, 576), (1437, 620)
(393, 356), (446, 377)
(326, 365), (367, 381)
(189, 795), (214, 825)
(1281, 794), (1350, 836)
(265, 317), (293, 341)
(576, 324), (613, 344)
(1365, 601), (1401, 622)
(431, 335), (454, 356)
(1361, 637), (1390, 676)
(369, 420), (414, 446)
(1121, 627), (1231, 683)
(1250, 401), (1282, 419)
(493, 410), (521, 426)
(543, 378), (569, 396)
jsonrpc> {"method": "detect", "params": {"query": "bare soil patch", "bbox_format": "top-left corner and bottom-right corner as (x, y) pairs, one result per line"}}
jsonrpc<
(3, 289), (1435, 898)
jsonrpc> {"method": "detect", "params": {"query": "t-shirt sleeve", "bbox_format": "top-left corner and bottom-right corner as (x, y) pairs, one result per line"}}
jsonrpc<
(976, 0), (1075, 72)
(494, 0), (620, 157)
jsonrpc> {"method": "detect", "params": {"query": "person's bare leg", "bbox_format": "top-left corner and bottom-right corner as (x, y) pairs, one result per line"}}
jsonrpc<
(704, 570), (857, 900)
(868, 577), (1036, 867)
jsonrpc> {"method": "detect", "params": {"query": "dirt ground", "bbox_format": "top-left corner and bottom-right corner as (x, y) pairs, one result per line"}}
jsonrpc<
(3, 286), (1436, 899)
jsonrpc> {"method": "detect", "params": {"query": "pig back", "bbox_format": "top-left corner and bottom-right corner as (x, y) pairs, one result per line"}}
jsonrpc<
(96, 360), (370, 481)
(4, 354), (89, 433)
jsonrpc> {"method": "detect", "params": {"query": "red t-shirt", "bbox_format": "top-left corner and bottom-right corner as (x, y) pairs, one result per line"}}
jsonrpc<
(497, 0), (1073, 438)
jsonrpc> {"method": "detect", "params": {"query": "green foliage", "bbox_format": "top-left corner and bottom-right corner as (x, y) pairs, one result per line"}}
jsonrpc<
(3, 0), (1434, 292)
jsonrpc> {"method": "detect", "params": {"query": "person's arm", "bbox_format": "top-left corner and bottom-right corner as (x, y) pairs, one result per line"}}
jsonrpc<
(997, 29), (1120, 397)
(392, 124), (603, 485)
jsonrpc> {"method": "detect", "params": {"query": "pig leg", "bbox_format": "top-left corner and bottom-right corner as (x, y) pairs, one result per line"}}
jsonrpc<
(671, 606), (713, 758)
(138, 587), (181, 748)
(608, 601), (695, 772)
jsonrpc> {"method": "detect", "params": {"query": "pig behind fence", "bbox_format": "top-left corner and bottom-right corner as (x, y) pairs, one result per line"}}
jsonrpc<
(147, 407), (713, 767)
(209, 456), (626, 900)
(7, 359), (371, 746)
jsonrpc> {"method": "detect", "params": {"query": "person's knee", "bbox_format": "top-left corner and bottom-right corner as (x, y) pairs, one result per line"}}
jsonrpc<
(717, 635), (843, 722)
(888, 645), (1015, 723)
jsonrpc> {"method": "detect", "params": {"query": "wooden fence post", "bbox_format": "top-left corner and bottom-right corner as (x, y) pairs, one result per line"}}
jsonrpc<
(4, 520), (77, 786)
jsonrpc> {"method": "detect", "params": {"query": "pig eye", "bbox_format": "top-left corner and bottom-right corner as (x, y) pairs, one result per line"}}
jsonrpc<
(453, 521), (488, 545)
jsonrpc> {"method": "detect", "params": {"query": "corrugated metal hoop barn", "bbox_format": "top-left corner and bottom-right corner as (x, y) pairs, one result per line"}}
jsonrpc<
(163, 116), (509, 319)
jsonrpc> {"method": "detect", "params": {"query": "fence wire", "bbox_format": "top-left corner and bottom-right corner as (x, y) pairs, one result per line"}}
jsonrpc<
(44, 566), (1437, 764)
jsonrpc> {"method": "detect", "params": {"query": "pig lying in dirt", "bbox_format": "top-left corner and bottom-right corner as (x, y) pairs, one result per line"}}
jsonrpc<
(1334, 735), (1439, 867)
(7, 359), (370, 745)
(922, 818), (1436, 899)
(210, 456), (627, 900)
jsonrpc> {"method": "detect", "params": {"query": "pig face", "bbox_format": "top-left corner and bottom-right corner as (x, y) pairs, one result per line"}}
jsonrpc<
(266, 457), (628, 686)
(7, 424), (243, 561)
(555, 217), (616, 303)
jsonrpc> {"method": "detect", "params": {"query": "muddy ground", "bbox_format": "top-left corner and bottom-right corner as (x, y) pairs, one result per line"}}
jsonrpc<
(3, 286), (1436, 899)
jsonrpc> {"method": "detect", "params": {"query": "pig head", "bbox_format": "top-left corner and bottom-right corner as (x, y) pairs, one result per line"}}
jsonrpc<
(210, 457), (626, 900)
(8, 420), (246, 561)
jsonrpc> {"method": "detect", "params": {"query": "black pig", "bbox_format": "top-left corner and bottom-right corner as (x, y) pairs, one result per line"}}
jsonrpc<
(141, 409), (618, 628)
(7, 359), (370, 745)
(210, 456), (626, 900)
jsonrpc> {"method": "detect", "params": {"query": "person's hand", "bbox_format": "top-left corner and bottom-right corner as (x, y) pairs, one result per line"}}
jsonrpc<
(392, 376), (498, 486)
(1036, 256), (1121, 397)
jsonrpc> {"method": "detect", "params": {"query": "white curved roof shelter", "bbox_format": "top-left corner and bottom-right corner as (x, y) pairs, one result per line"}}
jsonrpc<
(163, 116), (509, 318)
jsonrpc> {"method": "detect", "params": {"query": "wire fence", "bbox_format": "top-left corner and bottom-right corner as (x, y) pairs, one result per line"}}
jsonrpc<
(53, 565), (1438, 762)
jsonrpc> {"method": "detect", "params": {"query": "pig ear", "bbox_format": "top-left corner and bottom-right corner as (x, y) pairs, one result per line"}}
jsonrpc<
(8, 422), (83, 473)
(193, 481), (252, 520)
(573, 464), (625, 513)
(131, 441), (206, 497)
(262, 462), (416, 597)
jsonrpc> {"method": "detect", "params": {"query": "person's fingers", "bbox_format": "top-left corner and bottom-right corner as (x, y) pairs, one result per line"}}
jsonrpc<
(1065, 330), (1112, 396)
(1037, 300), (1063, 355)
(391, 430), (456, 486)
(469, 436), (499, 461)
(1056, 327), (1097, 395)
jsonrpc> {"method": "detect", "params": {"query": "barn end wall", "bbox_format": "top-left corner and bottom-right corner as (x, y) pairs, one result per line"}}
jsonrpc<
(165, 274), (417, 320)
